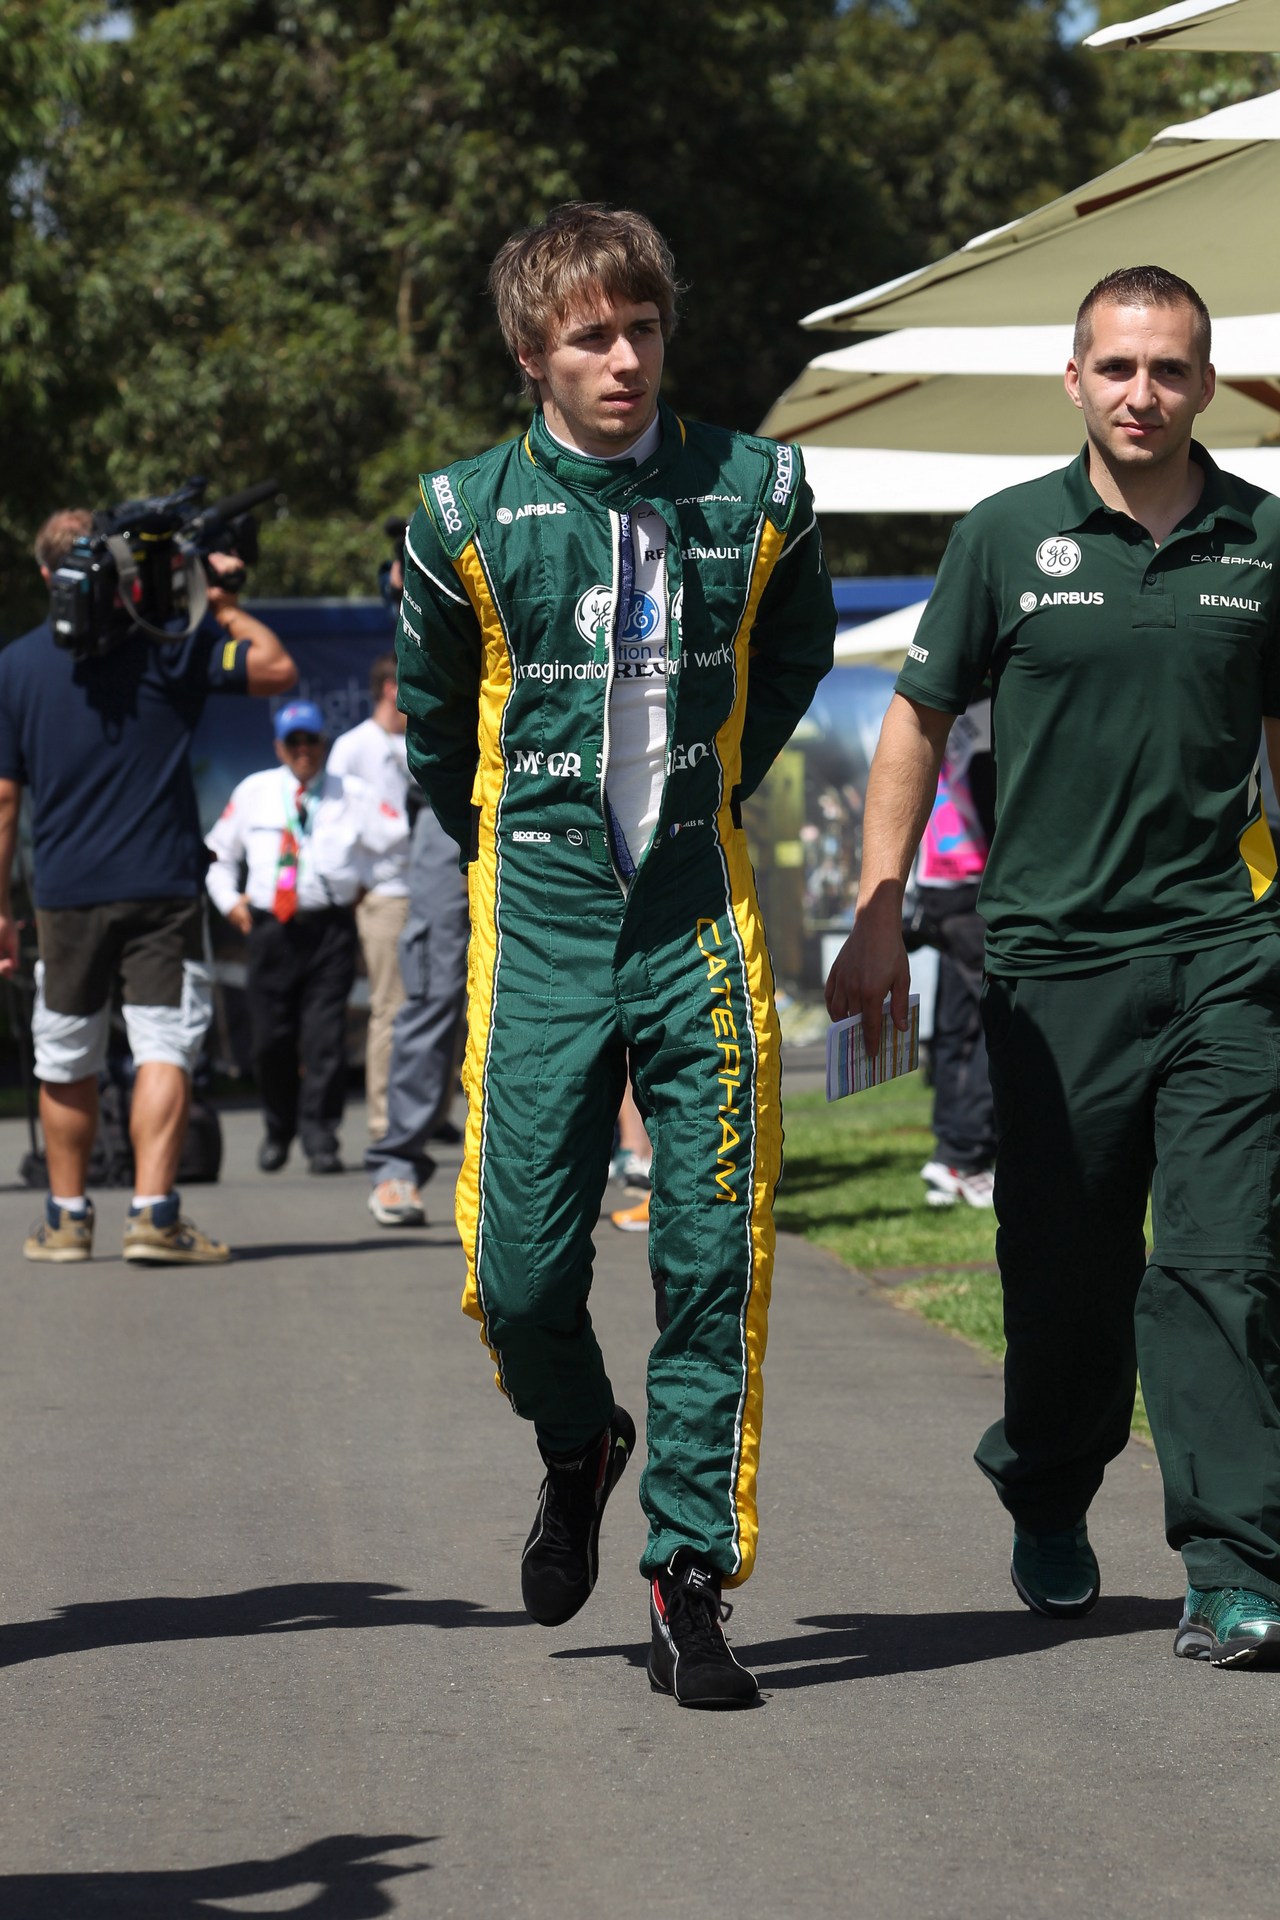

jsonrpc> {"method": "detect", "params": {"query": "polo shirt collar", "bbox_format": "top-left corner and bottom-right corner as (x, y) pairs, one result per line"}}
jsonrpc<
(1056, 439), (1255, 538)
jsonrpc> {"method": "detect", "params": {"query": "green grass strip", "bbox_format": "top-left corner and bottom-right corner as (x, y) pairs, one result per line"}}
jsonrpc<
(778, 1077), (1150, 1444)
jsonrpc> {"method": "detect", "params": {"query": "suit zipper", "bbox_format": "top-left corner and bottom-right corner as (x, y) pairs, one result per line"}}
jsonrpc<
(599, 507), (626, 898)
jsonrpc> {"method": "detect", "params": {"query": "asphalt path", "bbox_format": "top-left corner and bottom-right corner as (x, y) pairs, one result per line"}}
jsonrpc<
(0, 1080), (1275, 1919)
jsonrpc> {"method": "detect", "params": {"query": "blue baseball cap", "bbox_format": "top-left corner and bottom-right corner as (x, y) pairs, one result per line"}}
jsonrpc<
(273, 700), (326, 742)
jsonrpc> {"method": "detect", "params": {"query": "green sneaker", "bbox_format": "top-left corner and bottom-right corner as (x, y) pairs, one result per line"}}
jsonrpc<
(1011, 1522), (1100, 1619)
(1174, 1586), (1280, 1667)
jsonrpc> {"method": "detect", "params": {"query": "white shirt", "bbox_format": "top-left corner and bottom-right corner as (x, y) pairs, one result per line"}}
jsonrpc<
(610, 485), (670, 867)
(326, 717), (412, 896)
(548, 414), (669, 868)
(205, 764), (408, 917)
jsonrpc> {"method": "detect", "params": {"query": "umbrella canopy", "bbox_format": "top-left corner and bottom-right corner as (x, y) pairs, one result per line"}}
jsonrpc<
(833, 601), (928, 661)
(803, 444), (1280, 514)
(804, 90), (1280, 332)
(1087, 0), (1280, 51)
(761, 318), (1280, 452)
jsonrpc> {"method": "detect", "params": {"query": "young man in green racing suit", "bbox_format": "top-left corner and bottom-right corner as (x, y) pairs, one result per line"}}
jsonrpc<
(396, 204), (835, 1707)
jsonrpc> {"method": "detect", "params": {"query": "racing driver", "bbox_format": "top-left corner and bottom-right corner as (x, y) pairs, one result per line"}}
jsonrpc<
(395, 202), (835, 1709)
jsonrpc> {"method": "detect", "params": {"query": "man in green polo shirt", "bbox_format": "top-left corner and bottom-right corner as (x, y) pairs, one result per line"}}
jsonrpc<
(827, 263), (1280, 1669)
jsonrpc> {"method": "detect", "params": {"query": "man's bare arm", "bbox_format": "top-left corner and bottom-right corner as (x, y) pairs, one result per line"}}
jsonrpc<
(824, 693), (955, 1058)
(0, 777), (23, 977)
(206, 560), (296, 696)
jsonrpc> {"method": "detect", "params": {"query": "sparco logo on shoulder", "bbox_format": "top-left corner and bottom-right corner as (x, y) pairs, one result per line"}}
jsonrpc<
(432, 474), (463, 535)
(772, 443), (795, 509)
(1036, 536), (1081, 577)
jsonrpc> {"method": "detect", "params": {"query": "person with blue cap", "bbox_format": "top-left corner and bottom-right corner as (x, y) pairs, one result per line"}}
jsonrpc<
(206, 697), (409, 1174)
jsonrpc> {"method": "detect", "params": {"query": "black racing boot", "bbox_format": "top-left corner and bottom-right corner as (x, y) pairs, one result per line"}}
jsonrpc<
(648, 1558), (759, 1708)
(520, 1407), (636, 1626)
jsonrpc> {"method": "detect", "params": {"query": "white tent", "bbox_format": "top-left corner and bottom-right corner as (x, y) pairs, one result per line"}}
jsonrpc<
(803, 444), (1280, 514)
(833, 601), (927, 661)
(803, 90), (1280, 332)
(760, 318), (1280, 453)
(1087, 0), (1280, 51)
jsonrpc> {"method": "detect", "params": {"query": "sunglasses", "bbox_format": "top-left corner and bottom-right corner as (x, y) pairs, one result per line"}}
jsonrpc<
(283, 731), (322, 747)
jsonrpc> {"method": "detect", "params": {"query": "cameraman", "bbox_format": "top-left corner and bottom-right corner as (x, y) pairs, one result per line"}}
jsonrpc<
(0, 506), (296, 1264)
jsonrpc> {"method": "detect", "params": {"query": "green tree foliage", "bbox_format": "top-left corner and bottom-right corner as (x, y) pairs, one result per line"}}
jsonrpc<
(1085, 0), (1277, 169)
(0, 0), (1273, 628)
(799, 2), (1098, 264)
(0, 2), (107, 626)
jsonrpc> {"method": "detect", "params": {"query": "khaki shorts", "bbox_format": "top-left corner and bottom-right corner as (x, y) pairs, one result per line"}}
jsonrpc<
(33, 897), (212, 1083)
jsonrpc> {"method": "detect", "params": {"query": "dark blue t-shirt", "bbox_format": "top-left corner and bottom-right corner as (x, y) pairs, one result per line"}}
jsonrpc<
(0, 618), (250, 909)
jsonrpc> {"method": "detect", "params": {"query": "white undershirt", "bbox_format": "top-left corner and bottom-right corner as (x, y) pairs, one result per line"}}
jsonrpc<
(326, 718), (411, 896)
(546, 414), (669, 867)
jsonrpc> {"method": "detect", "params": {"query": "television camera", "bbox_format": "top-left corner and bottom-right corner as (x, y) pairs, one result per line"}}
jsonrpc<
(48, 476), (279, 658)
(378, 512), (408, 613)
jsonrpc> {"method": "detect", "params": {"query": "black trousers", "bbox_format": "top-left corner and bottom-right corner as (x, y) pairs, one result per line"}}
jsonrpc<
(246, 908), (358, 1155)
(909, 882), (996, 1170)
(976, 940), (1280, 1596)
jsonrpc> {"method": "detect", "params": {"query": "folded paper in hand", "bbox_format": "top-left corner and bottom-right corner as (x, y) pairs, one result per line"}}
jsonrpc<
(826, 995), (921, 1101)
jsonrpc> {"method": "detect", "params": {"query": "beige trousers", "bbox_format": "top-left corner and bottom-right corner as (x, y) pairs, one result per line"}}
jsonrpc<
(356, 890), (409, 1137)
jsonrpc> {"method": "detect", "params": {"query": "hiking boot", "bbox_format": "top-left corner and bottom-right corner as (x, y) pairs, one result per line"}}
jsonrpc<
(368, 1178), (426, 1227)
(123, 1196), (230, 1266)
(307, 1148), (343, 1175)
(1174, 1585), (1280, 1667)
(921, 1160), (995, 1209)
(648, 1559), (759, 1709)
(521, 1406), (636, 1626)
(24, 1197), (95, 1264)
(610, 1194), (650, 1233)
(1011, 1521), (1100, 1618)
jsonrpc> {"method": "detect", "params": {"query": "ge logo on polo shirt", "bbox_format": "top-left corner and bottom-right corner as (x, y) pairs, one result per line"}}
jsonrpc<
(1036, 537), (1082, 577)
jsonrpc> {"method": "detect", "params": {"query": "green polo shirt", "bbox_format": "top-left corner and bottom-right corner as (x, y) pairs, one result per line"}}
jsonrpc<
(897, 442), (1280, 974)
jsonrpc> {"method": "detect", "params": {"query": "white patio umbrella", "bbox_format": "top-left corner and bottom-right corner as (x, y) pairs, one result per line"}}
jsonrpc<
(1087, 0), (1280, 51)
(804, 89), (1280, 332)
(802, 444), (1280, 514)
(761, 318), (1280, 453)
(833, 601), (927, 661)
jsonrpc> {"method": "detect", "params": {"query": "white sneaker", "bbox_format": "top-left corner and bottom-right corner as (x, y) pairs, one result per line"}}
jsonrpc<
(368, 1178), (427, 1227)
(920, 1161), (995, 1209)
(608, 1148), (652, 1190)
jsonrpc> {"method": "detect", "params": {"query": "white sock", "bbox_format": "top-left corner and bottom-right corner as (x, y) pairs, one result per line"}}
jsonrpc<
(131, 1193), (169, 1210)
(51, 1193), (88, 1215)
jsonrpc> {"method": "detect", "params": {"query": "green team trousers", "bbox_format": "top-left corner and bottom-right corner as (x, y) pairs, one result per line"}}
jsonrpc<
(976, 935), (1280, 1599)
(457, 825), (781, 1589)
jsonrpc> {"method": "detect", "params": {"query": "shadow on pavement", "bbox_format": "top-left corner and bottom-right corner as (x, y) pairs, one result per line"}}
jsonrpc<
(555, 1595), (1179, 1689)
(0, 1832), (431, 1919)
(753, 1595), (1179, 1688)
(0, 1581), (527, 1669)
(229, 1237), (436, 1260)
